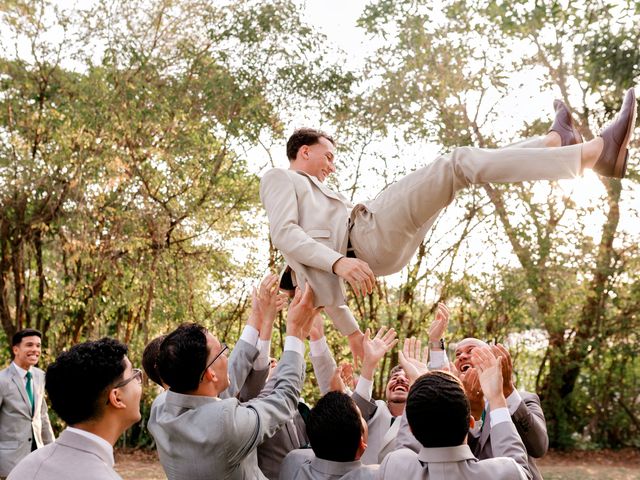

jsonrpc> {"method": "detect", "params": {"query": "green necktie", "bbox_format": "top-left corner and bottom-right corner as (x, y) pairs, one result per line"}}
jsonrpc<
(25, 371), (34, 414)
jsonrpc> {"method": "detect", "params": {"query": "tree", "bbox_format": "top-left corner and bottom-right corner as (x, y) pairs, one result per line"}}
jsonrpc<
(335, 0), (640, 447)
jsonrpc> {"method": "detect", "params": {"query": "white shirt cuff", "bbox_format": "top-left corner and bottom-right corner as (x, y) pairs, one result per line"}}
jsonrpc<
(469, 419), (483, 437)
(506, 389), (522, 415)
(428, 349), (448, 369)
(253, 339), (271, 370)
(309, 337), (329, 357)
(489, 407), (512, 428)
(284, 336), (306, 356)
(355, 376), (373, 401)
(240, 325), (259, 347)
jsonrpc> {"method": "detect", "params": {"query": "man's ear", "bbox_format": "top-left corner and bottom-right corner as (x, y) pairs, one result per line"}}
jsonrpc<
(107, 389), (126, 410)
(203, 367), (218, 384)
(355, 436), (368, 460)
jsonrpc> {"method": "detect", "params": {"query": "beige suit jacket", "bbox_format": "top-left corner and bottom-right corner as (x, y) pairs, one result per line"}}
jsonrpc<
(260, 168), (358, 335)
(0, 364), (54, 476)
(7, 429), (121, 480)
(379, 421), (531, 480)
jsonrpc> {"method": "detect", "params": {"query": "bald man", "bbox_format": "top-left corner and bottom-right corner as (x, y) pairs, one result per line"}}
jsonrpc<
(398, 335), (548, 480)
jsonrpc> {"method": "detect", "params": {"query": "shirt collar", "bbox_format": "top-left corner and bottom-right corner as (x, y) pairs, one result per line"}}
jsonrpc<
(417, 444), (476, 463)
(65, 427), (115, 467)
(12, 362), (30, 378)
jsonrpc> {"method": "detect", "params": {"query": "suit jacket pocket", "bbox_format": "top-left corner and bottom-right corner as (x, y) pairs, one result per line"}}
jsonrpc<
(306, 229), (331, 239)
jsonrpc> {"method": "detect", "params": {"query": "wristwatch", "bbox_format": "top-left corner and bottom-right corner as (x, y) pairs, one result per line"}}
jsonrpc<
(429, 338), (445, 350)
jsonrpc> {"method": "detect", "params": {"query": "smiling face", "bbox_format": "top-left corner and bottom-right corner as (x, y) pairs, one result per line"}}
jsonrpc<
(454, 338), (487, 374)
(12, 335), (41, 370)
(293, 136), (336, 182)
(385, 368), (410, 403)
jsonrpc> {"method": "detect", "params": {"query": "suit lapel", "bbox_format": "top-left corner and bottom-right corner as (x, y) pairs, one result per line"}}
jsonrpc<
(295, 170), (348, 203)
(380, 416), (401, 454)
(479, 407), (491, 452)
(10, 366), (32, 417)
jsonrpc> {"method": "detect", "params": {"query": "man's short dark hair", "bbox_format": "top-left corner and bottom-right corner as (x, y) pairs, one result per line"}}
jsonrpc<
(45, 337), (127, 425)
(307, 391), (363, 462)
(406, 371), (470, 448)
(286, 128), (335, 161)
(389, 364), (404, 377)
(142, 334), (166, 387)
(157, 323), (208, 393)
(12, 328), (42, 346)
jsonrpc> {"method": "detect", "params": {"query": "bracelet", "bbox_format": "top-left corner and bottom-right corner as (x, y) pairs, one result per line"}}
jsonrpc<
(429, 338), (445, 350)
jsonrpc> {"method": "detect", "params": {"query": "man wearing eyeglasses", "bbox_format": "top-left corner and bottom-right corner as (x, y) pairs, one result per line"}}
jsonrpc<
(149, 285), (320, 480)
(8, 337), (143, 480)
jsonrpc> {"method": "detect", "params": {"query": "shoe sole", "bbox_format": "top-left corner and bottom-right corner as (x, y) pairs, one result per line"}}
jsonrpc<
(614, 90), (637, 178)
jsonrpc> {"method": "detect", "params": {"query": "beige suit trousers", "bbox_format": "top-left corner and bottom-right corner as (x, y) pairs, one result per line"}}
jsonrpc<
(350, 138), (581, 275)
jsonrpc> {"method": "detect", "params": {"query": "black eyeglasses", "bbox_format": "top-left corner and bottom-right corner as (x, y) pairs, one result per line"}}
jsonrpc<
(106, 368), (143, 404)
(200, 343), (229, 381)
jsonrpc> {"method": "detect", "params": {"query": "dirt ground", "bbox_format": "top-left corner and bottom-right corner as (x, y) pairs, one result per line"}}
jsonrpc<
(115, 448), (640, 480)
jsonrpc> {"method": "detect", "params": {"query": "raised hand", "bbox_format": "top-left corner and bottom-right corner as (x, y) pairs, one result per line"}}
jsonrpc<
(492, 343), (515, 397)
(339, 362), (356, 391)
(471, 346), (506, 409)
(361, 326), (398, 380)
(286, 286), (322, 340)
(308, 313), (325, 341)
(428, 302), (450, 344)
(251, 273), (280, 340)
(398, 337), (429, 385)
(347, 330), (365, 369)
(332, 257), (376, 297)
(460, 367), (484, 420)
(275, 292), (289, 313)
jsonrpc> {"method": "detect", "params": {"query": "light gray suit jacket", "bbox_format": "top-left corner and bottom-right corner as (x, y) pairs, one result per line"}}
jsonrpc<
(351, 393), (398, 464)
(257, 343), (337, 479)
(148, 350), (305, 480)
(260, 168), (358, 335)
(470, 391), (547, 480)
(7, 429), (120, 480)
(379, 421), (532, 480)
(279, 449), (378, 480)
(395, 391), (547, 480)
(222, 337), (269, 401)
(0, 364), (54, 476)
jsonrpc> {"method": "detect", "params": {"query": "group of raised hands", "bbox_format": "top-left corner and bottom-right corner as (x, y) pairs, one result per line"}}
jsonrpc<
(249, 275), (516, 408)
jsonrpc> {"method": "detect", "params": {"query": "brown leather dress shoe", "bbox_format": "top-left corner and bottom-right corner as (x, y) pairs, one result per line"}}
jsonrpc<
(594, 88), (637, 178)
(550, 100), (582, 146)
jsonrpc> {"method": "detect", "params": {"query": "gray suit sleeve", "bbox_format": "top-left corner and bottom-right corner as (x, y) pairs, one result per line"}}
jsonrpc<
(512, 392), (548, 458)
(224, 350), (305, 465)
(238, 367), (270, 402)
(351, 391), (378, 422)
(490, 421), (532, 480)
(310, 346), (337, 396)
(221, 338), (259, 400)
(394, 412), (421, 453)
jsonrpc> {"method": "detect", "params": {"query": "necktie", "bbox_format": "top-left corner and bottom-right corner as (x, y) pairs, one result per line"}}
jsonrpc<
(25, 371), (34, 415)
